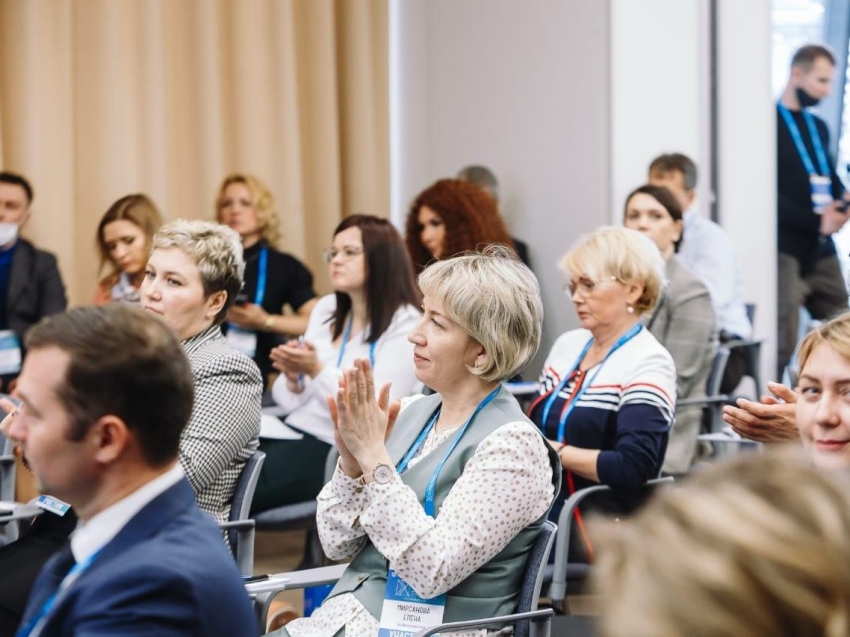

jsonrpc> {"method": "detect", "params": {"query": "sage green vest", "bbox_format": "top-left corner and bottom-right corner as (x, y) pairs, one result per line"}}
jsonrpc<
(328, 386), (561, 624)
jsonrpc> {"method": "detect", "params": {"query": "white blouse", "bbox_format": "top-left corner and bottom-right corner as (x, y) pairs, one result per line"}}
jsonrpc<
(269, 294), (423, 444)
(284, 396), (556, 637)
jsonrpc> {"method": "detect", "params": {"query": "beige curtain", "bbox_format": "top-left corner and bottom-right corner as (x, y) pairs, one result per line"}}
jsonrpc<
(0, 0), (389, 304)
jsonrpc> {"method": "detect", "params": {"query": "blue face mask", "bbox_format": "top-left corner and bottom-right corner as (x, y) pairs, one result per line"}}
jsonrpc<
(796, 87), (821, 108)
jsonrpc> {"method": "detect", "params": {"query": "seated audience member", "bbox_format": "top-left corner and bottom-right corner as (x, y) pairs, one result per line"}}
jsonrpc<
(623, 184), (716, 473)
(0, 172), (67, 390)
(216, 173), (317, 384)
(405, 178), (516, 272)
(456, 164), (530, 265)
(594, 449), (850, 637)
(527, 227), (675, 557)
(259, 215), (422, 513)
(5, 305), (257, 636)
(270, 248), (559, 636)
(93, 194), (163, 305)
(648, 153), (752, 391)
(141, 219), (262, 524)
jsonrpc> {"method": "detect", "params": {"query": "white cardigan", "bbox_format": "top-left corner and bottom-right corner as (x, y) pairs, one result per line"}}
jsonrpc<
(269, 294), (423, 444)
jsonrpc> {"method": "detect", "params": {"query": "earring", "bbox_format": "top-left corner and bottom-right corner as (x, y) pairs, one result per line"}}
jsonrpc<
(627, 304), (634, 314)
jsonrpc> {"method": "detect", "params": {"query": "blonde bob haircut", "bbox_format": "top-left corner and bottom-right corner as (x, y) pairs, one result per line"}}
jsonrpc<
(418, 245), (543, 382)
(797, 311), (850, 373)
(216, 173), (282, 247)
(560, 226), (665, 316)
(151, 219), (245, 326)
(594, 448), (850, 637)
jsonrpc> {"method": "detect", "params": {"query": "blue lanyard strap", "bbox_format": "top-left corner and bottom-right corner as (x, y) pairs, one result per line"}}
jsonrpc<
(336, 314), (376, 368)
(254, 247), (268, 307)
(778, 103), (830, 176)
(541, 322), (643, 443)
(17, 550), (100, 637)
(396, 386), (500, 517)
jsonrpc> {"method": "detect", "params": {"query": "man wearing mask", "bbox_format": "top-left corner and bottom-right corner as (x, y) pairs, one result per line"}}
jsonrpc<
(777, 45), (850, 377)
(0, 172), (67, 389)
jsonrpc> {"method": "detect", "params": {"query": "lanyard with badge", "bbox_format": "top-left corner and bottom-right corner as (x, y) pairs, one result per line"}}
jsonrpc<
(535, 322), (643, 444)
(778, 102), (833, 213)
(377, 386), (500, 637)
(226, 247), (268, 358)
(16, 549), (102, 637)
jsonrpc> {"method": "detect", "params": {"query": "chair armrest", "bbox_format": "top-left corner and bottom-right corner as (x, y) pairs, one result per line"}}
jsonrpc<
(677, 394), (728, 407)
(412, 608), (554, 637)
(219, 519), (255, 531)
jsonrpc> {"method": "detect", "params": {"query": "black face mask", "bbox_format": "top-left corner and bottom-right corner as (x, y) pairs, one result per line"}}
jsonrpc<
(796, 86), (821, 108)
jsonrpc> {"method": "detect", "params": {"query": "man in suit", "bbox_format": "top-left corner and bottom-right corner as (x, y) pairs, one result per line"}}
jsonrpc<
(4, 305), (256, 636)
(0, 172), (67, 391)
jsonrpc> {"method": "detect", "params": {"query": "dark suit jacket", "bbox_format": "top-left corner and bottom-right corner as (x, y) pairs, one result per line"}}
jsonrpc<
(7, 239), (67, 346)
(19, 479), (257, 636)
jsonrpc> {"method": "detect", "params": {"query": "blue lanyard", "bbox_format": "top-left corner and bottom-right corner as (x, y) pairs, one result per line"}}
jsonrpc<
(540, 322), (643, 443)
(336, 314), (376, 368)
(17, 550), (101, 637)
(778, 103), (830, 176)
(254, 247), (268, 306)
(396, 386), (500, 517)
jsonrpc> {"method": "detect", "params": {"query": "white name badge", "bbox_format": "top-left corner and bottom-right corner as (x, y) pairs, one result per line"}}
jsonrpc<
(378, 569), (446, 637)
(226, 324), (258, 358)
(810, 175), (832, 214)
(35, 495), (71, 516)
(0, 330), (21, 376)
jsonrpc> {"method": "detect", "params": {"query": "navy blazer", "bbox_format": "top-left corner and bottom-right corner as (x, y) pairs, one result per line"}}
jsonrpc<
(19, 478), (257, 636)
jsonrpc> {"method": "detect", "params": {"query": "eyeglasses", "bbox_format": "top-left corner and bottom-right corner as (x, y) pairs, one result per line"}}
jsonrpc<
(564, 275), (618, 297)
(322, 246), (364, 263)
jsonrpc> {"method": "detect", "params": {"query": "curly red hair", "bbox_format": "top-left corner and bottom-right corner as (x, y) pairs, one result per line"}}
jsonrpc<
(405, 179), (515, 271)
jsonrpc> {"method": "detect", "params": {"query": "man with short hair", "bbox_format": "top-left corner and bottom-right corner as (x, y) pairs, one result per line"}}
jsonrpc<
(648, 153), (752, 390)
(776, 44), (850, 377)
(0, 172), (66, 389)
(6, 305), (256, 636)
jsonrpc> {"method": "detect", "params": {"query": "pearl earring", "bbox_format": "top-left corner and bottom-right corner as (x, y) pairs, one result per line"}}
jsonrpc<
(627, 305), (634, 314)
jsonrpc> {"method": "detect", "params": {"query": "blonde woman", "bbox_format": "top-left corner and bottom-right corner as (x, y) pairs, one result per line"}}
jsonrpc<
(595, 448), (850, 637)
(215, 173), (317, 382)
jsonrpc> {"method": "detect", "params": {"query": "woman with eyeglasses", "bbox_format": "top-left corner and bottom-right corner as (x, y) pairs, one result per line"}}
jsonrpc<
(527, 226), (676, 559)
(254, 215), (423, 513)
(215, 173), (318, 385)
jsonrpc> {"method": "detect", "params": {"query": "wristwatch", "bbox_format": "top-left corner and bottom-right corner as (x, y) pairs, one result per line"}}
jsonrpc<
(360, 463), (394, 485)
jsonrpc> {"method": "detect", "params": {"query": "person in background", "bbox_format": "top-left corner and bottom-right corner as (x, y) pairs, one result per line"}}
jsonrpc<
(93, 194), (163, 305)
(776, 44), (850, 379)
(259, 215), (422, 513)
(527, 226), (675, 558)
(647, 153), (752, 391)
(4, 305), (257, 636)
(456, 164), (530, 265)
(623, 184), (716, 474)
(404, 178), (515, 273)
(216, 173), (317, 384)
(270, 247), (558, 637)
(0, 172), (67, 391)
(594, 449), (850, 637)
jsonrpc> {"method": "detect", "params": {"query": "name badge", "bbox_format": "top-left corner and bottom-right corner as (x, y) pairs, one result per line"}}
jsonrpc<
(35, 495), (71, 516)
(226, 324), (258, 358)
(0, 330), (21, 375)
(810, 174), (832, 214)
(378, 569), (446, 637)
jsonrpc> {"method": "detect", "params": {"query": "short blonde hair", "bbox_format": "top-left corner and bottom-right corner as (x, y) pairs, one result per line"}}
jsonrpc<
(560, 226), (665, 316)
(594, 448), (850, 637)
(797, 311), (850, 374)
(151, 219), (245, 325)
(418, 245), (543, 382)
(216, 173), (281, 247)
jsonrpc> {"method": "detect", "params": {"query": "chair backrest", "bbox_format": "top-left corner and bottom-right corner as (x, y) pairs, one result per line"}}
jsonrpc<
(515, 520), (557, 637)
(227, 450), (266, 552)
(707, 347), (730, 398)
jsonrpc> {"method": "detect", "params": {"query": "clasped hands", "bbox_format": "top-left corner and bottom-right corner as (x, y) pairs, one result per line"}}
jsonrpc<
(721, 381), (799, 443)
(327, 358), (400, 479)
(270, 340), (322, 392)
(226, 302), (271, 332)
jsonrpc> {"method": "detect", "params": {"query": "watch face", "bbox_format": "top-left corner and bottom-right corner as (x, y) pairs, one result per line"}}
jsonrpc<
(373, 464), (394, 484)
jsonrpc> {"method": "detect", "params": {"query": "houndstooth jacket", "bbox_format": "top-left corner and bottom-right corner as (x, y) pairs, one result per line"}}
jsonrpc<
(181, 324), (262, 525)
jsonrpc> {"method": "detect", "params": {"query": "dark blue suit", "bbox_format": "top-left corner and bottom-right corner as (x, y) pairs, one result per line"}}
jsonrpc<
(18, 478), (257, 636)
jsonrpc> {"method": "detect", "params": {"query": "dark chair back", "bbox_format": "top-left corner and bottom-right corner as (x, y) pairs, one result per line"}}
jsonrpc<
(227, 450), (266, 566)
(515, 520), (557, 637)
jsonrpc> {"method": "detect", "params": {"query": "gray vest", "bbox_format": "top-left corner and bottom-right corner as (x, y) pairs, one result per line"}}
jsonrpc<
(328, 386), (561, 623)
